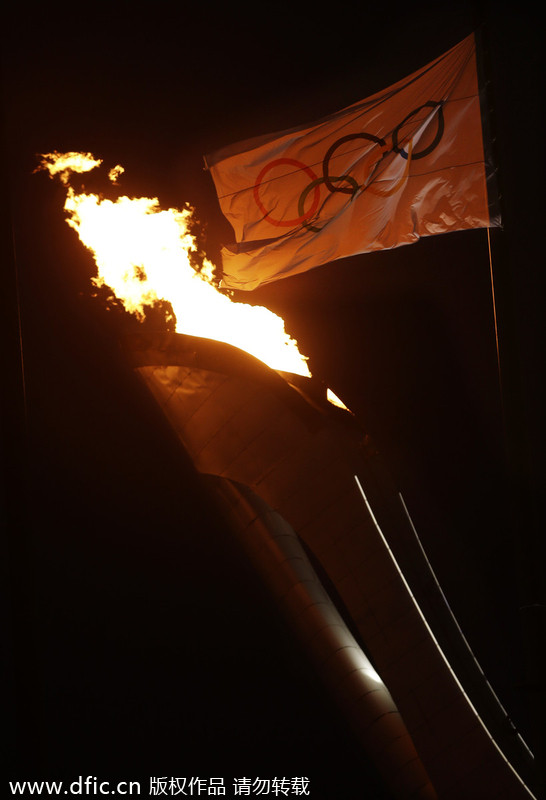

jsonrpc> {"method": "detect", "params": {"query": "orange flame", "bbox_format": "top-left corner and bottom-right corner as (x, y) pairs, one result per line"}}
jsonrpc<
(38, 152), (311, 377)
(38, 151), (349, 408)
(37, 151), (103, 184)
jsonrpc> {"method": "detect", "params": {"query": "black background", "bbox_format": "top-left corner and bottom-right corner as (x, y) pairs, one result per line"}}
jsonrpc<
(2, 2), (544, 797)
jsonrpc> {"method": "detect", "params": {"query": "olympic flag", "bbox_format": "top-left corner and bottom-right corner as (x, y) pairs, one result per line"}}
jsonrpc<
(205, 33), (500, 291)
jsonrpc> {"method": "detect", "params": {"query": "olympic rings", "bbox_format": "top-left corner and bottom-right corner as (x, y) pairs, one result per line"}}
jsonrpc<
(392, 101), (444, 160)
(253, 158), (321, 227)
(298, 175), (360, 233)
(322, 132), (387, 195)
(253, 100), (445, 232)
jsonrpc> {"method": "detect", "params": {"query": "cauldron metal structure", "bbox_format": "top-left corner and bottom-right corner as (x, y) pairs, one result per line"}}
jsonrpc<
(124, 331), (536, 800)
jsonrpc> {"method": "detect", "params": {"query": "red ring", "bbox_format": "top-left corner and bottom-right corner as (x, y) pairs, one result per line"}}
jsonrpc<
(253, 158), (321, 227)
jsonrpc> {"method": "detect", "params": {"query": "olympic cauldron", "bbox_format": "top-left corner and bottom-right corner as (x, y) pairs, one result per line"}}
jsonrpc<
(123, 331), (536, 800)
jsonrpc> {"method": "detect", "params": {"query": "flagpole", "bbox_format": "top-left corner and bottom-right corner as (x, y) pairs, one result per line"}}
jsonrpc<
(490, 224), (546, 798)
(476, 19), (545, 793)
(486, 226), (505, 431)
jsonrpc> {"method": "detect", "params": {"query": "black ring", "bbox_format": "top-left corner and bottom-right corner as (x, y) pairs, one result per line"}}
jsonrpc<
(322, 132), (386, 194)
(392, 101), (444, 160)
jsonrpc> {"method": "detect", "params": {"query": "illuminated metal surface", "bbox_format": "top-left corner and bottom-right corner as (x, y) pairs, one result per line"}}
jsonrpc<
(125, 331), (536, 800)
(208, 475), (435, 799)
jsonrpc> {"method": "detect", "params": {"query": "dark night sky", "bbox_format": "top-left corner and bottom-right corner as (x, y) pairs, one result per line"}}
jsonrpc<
(2, 2), (544, 796)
